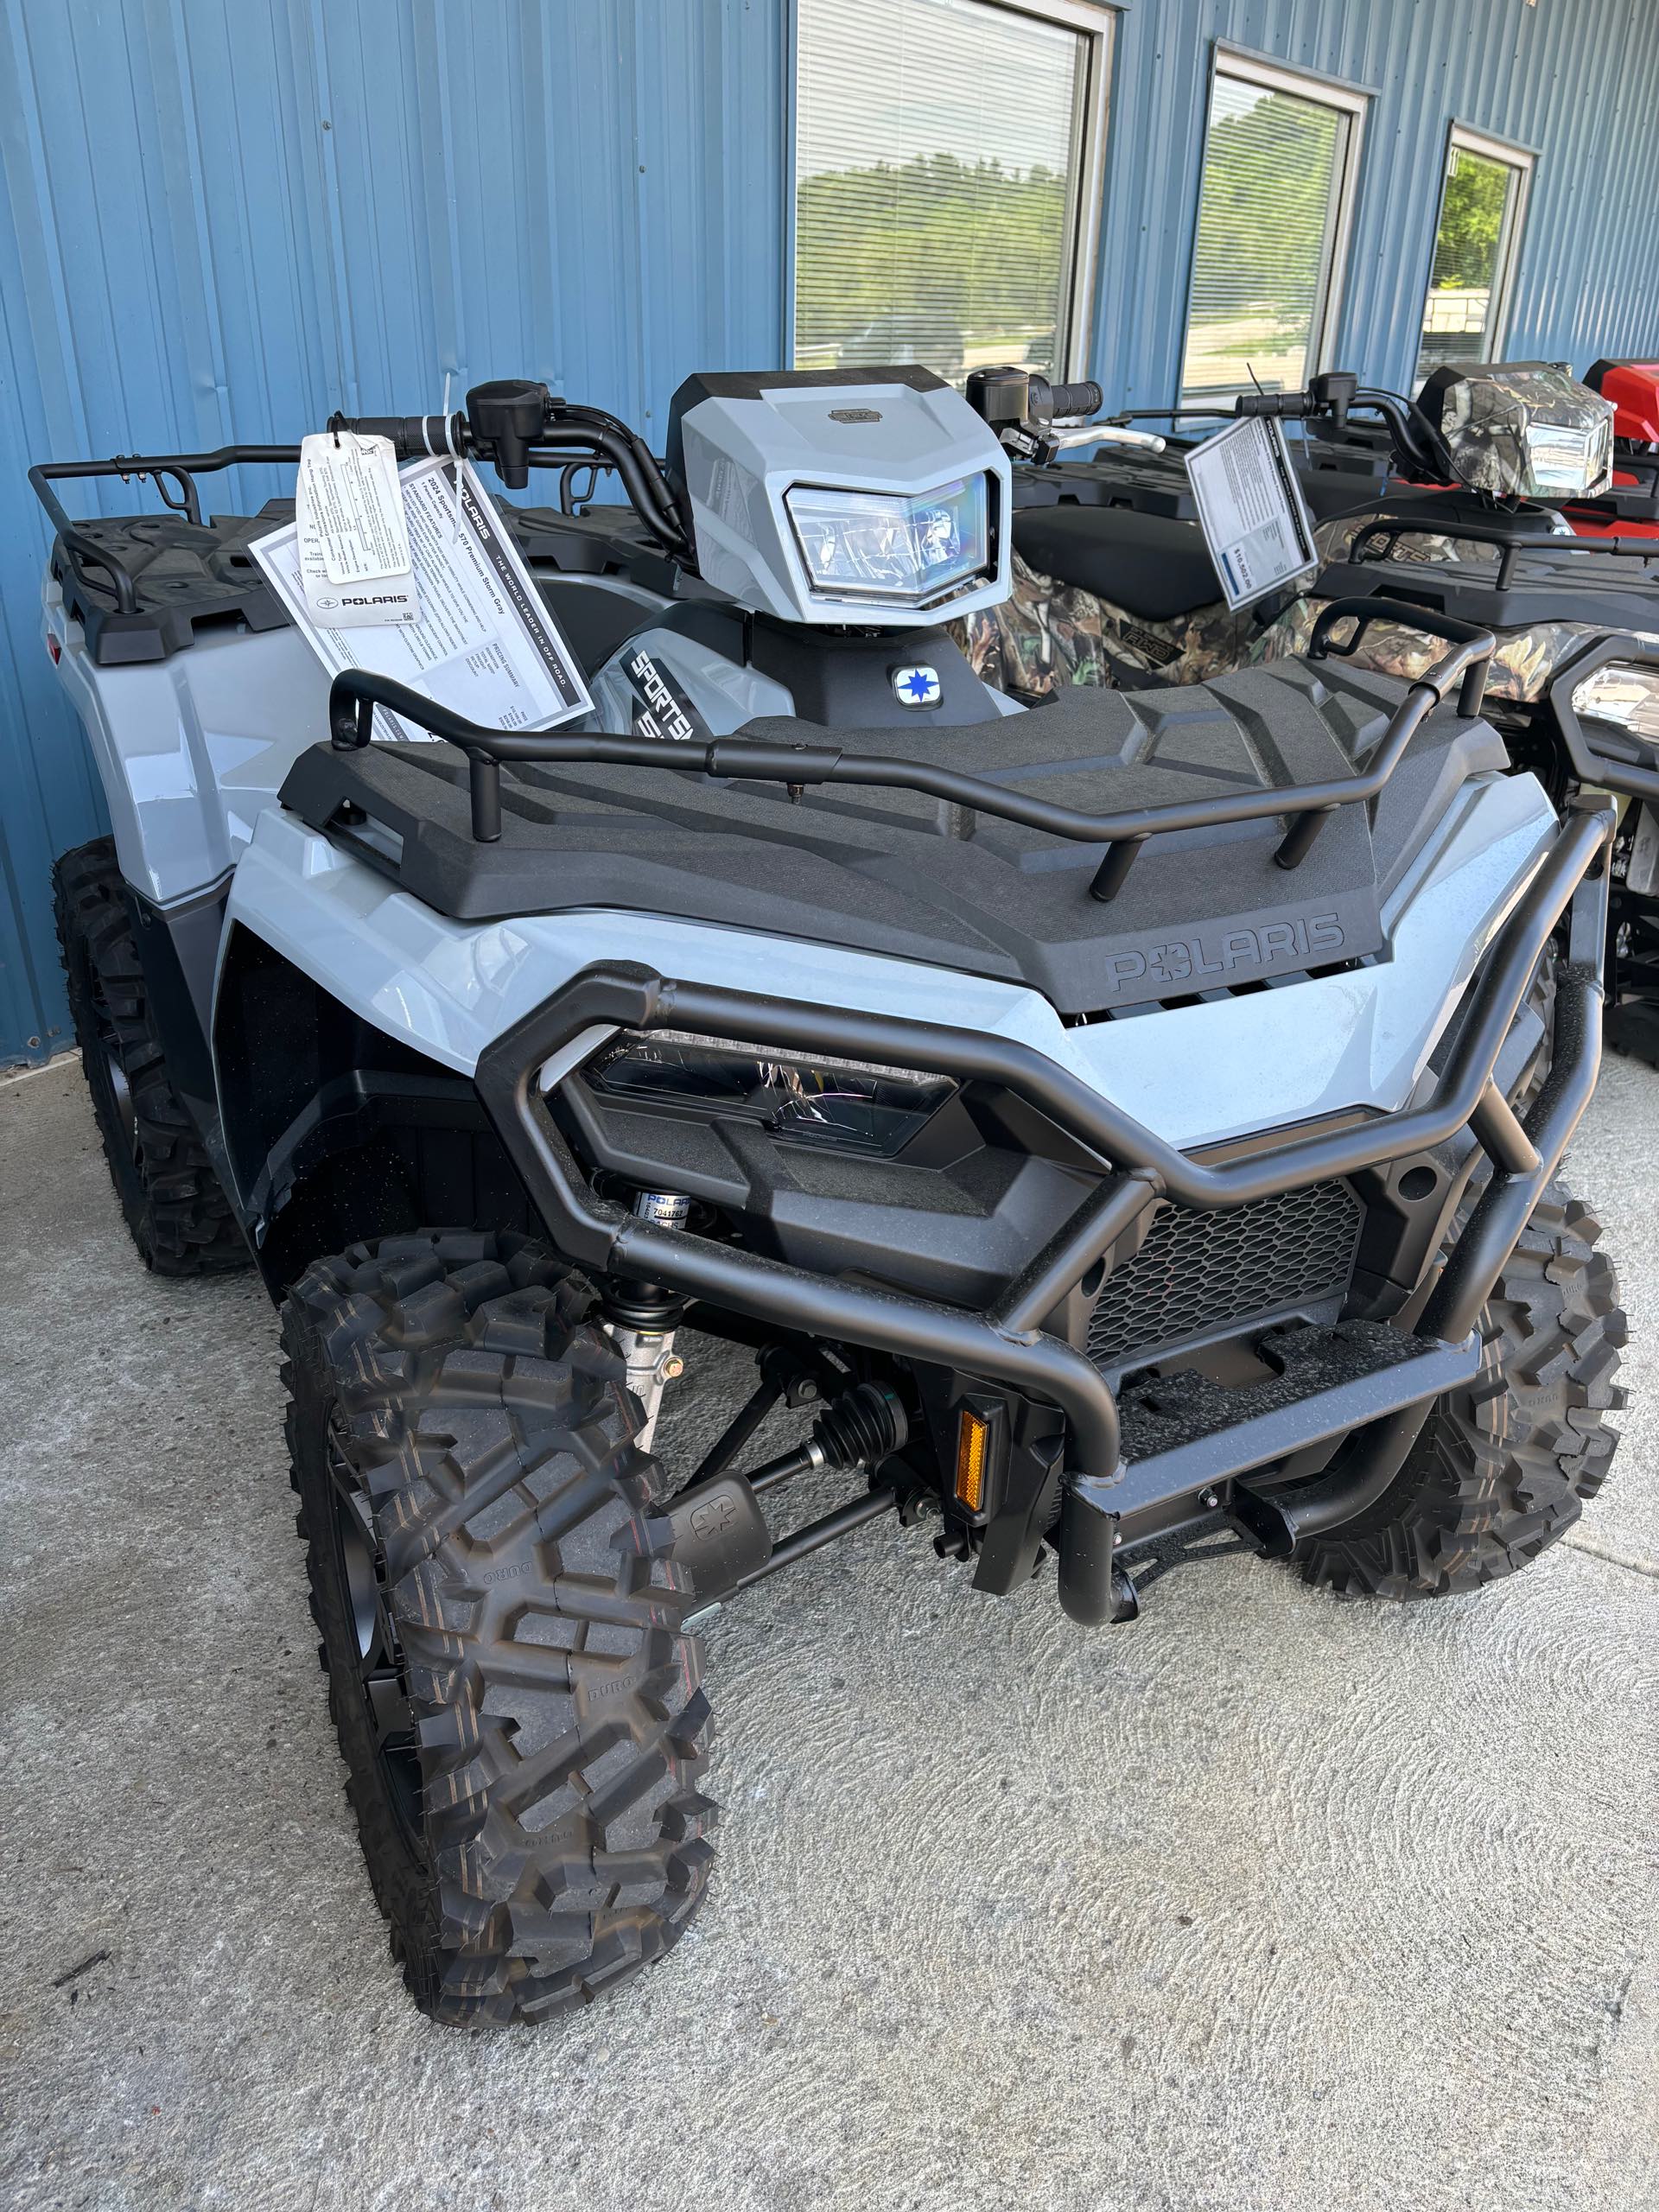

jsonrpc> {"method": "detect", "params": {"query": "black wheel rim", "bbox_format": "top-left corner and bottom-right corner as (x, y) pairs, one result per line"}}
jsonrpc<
(103, 1041), (136, 1156)
(85, 967), (137, 1160)
(324, 1422), (423, 1857)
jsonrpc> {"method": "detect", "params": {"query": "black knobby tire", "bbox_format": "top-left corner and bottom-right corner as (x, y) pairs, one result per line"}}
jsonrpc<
(281, 1229), (714, 2025)
(1297, 1181), (1624, 1599)
(53, 837), (247, 1274)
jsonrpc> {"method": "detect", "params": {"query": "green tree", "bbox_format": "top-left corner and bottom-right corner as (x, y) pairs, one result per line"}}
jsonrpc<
(1188, 94), (1340, 319)
(1429, 152), (1509, 291)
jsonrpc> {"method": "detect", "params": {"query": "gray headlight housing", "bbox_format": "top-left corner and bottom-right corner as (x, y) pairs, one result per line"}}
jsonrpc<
(1419, 361), (1616, 501)
(671, 369), (1012, 626)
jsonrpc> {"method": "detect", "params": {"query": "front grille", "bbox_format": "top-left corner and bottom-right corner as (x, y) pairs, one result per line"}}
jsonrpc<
(1085, 1180), (1364, 1370)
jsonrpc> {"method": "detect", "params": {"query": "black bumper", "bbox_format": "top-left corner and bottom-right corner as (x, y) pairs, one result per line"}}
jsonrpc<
(474, 798), (1611, 1616)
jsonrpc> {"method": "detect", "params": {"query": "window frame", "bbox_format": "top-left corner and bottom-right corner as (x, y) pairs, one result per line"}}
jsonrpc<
(1179, 44), (1370, 405)
(1415, 122), (1536, 377)
(785, 0), (1116, 383)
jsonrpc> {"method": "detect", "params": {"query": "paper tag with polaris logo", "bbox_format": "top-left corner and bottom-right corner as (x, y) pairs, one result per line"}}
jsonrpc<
(295, 432), (420, 626)
(626, 648), (709, 742)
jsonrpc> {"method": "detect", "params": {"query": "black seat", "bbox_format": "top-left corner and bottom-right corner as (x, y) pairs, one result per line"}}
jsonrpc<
(1298, 465), (1389, 520)
(1010, 504), (1223, 621)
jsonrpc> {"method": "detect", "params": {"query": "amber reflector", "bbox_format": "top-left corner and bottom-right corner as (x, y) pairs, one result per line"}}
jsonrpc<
(955, 1408), (990, 1513)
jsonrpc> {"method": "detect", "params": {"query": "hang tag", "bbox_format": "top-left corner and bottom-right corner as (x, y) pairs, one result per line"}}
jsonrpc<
(1184, 416), (1318, 611)
(250, 453), (594, 737)
(295, 431), (420, 626)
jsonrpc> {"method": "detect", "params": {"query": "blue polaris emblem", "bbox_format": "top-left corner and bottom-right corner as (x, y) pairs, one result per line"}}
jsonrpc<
(893, 664), (942, 708)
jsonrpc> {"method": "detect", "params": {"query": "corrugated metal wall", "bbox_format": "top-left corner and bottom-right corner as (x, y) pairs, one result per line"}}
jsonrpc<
(1096, 0), (1659, 407)
(0, 0), (785, 1066)
(3, 0), (1656, 1065)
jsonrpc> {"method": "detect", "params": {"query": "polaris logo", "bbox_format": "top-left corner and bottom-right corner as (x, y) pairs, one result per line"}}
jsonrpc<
(893, 664), (942, 708)
(1103, 913), (1344, 997)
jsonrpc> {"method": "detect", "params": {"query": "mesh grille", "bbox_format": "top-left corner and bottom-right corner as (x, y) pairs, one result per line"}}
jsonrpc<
(1086, 1181), (1363, 1370)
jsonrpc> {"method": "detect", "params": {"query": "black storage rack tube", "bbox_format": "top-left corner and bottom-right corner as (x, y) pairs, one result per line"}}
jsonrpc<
(327, 596), (1497, 893)
(1346, 507), (1659, 589)
(29, 405), (692, 620)
(30, 444), (305, 613)
(472, 796), (1611, 1493)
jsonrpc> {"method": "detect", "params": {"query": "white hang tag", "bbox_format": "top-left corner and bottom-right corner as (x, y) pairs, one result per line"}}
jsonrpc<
(295, 431), (420, 626)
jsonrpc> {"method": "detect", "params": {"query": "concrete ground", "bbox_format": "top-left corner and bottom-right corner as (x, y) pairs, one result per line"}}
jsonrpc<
(2, 1052), (1656, 2212)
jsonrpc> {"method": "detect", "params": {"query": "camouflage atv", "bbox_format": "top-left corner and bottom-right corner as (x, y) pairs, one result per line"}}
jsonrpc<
(962, 361), (1659, 1056)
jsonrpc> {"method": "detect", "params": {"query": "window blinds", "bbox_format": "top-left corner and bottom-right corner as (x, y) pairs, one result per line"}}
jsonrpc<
(1180, 73), (1350, 401)
(795, 0), (1090, 383)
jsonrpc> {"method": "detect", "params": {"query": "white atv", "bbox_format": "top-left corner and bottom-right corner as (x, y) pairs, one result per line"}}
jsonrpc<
(36, 368), (1624, 2023)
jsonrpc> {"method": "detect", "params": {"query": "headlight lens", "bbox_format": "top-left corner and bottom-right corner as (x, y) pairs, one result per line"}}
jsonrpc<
(784, 474), (990, 606)
(1525, 417), (1614, 499)
(1572, 660), (1659, 740)
(585, 1032), (956, 1157)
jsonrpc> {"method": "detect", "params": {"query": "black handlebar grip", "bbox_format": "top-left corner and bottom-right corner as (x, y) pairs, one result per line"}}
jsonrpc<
(1045, 379), (1104, 418)
(331, 413), (458, 460)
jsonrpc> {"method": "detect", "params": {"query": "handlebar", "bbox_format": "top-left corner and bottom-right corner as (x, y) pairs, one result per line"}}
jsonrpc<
(1044, 378), (1104, 419)
(329, 380), (693, 557)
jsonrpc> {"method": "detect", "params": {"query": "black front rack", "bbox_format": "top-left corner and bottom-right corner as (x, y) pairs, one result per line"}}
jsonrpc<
(467, 793), (1611, 1618)
(327, 596), (1496, 905)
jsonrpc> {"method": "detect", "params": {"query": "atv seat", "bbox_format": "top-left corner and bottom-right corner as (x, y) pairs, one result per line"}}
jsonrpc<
(1298, 466), (1391, 521)
(1010, 505), (1223, 621)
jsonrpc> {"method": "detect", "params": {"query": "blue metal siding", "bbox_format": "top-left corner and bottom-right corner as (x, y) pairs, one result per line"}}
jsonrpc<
(1096, 0), (1659, 408)
(2, 0), (1656, 1065)
(0, 0), (785, 1065)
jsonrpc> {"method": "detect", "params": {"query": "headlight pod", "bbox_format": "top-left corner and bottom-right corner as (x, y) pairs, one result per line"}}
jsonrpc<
(785, 474), (991, 607)
(1572, 660), (1659, 741)
(1524, 417), (1614, 499)
(584, 1031), (956, 1158)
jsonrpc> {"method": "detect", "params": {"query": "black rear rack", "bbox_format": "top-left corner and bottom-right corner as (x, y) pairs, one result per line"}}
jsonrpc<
(29, 444), (302, 615)
(327, 595), (1495, 905)
(1348, 507), (1659, 588)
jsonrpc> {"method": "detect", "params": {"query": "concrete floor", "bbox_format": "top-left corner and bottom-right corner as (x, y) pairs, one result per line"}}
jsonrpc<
(2, 1052), (1656, 2212)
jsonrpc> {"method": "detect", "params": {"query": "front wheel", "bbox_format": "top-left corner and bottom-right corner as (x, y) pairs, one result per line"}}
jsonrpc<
(281, 1230), (715, 2024)
(1296, 1182), (1624, 1599)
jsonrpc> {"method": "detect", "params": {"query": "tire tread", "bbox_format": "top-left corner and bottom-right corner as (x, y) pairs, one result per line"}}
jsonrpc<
(281, 1229), (714, 2026)
(1298, 1180), (1625, 1599)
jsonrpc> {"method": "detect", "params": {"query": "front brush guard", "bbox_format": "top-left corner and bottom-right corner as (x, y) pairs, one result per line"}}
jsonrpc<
(472, 798), (1612, 1621)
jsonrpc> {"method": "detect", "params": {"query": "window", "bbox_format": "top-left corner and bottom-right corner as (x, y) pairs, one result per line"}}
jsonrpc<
(1414, 127), (1534, 384)
(792, 0), (1113, 384)
(1179, 53), (1366, 404)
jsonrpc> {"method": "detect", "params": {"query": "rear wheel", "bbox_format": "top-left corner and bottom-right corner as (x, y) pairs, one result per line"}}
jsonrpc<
(282, 1230), (714, 2024)
(1296, 1182), (1624, 1598)
(53, 837), (246, 1274)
